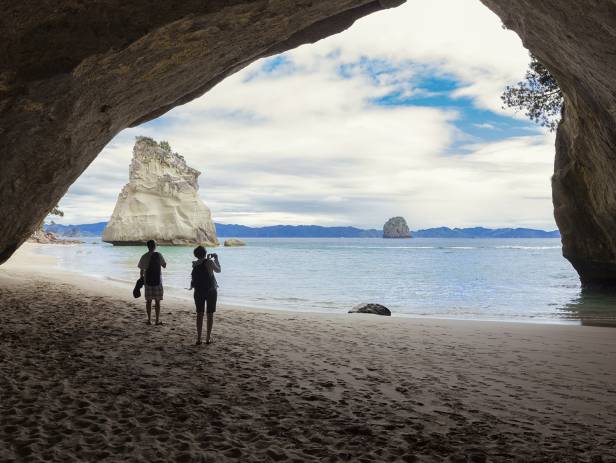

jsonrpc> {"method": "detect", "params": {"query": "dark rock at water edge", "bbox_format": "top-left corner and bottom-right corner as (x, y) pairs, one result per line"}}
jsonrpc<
(224, 238), (246, 247)
(349, 304), (391, 316)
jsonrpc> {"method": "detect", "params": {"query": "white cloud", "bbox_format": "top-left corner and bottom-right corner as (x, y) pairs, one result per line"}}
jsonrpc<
(287, 0), (530, 111)
(473, 122), (497, 130)
(57, 0), (557, 230)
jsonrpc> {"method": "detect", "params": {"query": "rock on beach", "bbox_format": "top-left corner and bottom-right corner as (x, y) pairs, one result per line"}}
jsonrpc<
(224, 239), (246, 247)
(349, 303), (392, 316)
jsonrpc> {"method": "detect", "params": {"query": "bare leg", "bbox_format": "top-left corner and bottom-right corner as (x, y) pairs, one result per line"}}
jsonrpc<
(154, 300), (161, 325)
(206, 313), (214, 344)
(196, 313), (204, 344)
(145, 300), (152, 324)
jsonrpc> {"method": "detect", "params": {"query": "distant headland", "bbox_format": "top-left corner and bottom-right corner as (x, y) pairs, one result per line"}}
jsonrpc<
(45, 222), (561, 239)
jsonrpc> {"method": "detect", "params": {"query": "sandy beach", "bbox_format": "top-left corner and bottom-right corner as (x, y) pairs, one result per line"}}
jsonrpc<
(1, 244), (615, 462)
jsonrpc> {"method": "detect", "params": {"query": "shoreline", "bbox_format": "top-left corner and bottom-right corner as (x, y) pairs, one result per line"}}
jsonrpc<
(1, 243), (615, 461)
(10, 242), (589, 327)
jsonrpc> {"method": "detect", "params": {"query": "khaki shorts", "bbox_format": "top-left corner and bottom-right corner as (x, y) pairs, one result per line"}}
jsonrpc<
(144, 285), (163, 301)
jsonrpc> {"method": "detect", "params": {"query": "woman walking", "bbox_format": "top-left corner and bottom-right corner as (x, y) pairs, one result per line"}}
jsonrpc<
(190, 246), (221, 345)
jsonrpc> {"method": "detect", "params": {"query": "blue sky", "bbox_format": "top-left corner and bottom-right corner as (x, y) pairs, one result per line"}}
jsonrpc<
(253, 53), (539, 148)
(57, 0), (557, 230)
(366, 68), (537, 148)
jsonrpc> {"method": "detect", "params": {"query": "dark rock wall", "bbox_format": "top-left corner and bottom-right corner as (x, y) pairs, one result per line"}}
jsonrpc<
(481, 0), (616, 287)
(2, 0), (616, 288)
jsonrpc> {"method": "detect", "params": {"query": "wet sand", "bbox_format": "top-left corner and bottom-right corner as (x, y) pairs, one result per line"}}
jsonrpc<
(1, 244), (615, 462)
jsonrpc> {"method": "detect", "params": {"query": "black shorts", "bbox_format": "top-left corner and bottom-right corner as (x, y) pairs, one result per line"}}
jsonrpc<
(194, 289), (217, 314)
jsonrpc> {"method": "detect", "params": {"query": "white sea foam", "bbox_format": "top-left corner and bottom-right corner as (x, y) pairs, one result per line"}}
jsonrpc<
(328, 245), (435, 249)
(495, 245), (561, 250)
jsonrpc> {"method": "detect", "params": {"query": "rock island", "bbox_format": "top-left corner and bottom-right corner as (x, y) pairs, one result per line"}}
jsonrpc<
(103, 137), (218, 246)
(383, 216), (411, 239)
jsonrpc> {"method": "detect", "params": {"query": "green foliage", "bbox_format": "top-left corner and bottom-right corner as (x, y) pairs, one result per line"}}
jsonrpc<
(50, 206), (64, 217)
(135, 135), (157, 146)
(38, 206), (64, 232)
(135, 136), (172, 152)
(159, 140), (171, 152)
(501, 54), (563, 132)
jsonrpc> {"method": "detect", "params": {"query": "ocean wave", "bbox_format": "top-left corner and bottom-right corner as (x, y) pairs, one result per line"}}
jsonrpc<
(271, 296), (311, 302)
(328, 245), (436, 249)
(329, 245), (484, 250)
(439, 246), (475, 250)
(495, 245), (561, 250)
(105, 276), (134, 284)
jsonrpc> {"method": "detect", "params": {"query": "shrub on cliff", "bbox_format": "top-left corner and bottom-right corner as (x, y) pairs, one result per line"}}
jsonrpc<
(501, 53), (563, 132)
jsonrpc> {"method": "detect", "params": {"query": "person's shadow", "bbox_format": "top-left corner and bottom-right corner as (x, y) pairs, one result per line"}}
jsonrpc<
(559, 290), (616, 327)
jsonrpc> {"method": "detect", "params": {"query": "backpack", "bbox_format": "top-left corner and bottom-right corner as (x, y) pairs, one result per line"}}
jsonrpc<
(145, 252), (162, 286)
(191, 260), (215, 292)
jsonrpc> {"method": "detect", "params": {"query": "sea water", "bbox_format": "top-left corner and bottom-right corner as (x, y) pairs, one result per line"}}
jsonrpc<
(33, 237), (616, 324)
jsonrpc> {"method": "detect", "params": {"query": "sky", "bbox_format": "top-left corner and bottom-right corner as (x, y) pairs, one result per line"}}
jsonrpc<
(56, 0), (557, 230)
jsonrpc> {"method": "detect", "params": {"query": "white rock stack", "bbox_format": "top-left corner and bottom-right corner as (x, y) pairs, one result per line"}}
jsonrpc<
(103, 137), (219, 246)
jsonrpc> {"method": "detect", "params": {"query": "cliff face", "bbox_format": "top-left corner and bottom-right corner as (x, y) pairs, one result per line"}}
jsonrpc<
(480, 0), (616, 288)
(383, 217), (411, 239)
(2, 1), (616, 287)
(102, 137), (218, 246)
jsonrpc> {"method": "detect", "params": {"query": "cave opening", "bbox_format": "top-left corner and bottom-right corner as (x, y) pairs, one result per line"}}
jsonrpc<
(31, 0), (612, 324)
(3, 3), (616, 462)
(2, 0), (616, 314)
(66, 0), (556, 238)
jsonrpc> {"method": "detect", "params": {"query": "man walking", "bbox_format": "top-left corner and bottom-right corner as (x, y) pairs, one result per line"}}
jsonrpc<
(138, 240), (167, 325)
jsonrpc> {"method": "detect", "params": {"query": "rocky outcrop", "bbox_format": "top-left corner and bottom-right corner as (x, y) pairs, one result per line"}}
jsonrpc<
(224, 239), (246, 247)
(349, 303), (392, 316)
(2, 1), (616, 288)
(28, 230), (82, 245)
(102, 137), (218, 246)
(383, 217), (411, 239)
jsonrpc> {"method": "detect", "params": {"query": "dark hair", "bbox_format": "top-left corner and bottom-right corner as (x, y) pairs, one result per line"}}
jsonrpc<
(147, 240), (156, 251)
(194, 245), (206, 259)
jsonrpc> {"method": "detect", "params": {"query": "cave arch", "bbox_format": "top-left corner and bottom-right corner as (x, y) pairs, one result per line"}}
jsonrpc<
(1, 0), (615, 288)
